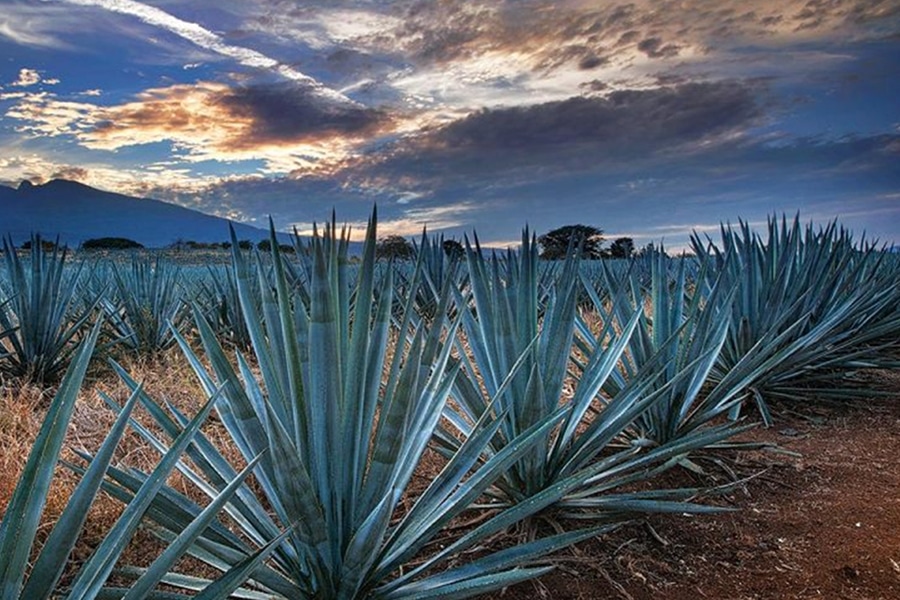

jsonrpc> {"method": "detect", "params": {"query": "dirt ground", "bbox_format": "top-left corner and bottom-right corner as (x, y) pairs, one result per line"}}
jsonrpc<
(497, 376), (900, 600)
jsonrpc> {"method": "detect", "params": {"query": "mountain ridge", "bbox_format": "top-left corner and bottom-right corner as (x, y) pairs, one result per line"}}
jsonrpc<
(0, 179), (281, 248)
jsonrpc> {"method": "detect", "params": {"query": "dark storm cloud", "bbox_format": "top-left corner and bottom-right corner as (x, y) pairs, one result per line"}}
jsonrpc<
(431, 81), (762, 155)
(637, 37), (681, 58)
(324, 80), (768, 206)
(218, 82), (388, 147)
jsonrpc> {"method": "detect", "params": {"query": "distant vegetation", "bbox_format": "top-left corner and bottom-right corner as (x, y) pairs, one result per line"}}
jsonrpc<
(376, 234), (415, 260)
(537, 224), (635, 259)
(81, 236), (144, 250)
(20, 238), (60, 252)
(538, 224), (605, 259)
(256, 239), (296, 253)
(165, 239), (248, 251)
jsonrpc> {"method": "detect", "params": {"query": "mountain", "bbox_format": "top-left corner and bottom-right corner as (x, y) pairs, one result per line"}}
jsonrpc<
(0, 179), (282, 248)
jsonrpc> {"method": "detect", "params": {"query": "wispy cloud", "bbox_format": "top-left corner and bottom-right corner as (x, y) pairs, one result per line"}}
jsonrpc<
(56, 0), (358, 106)
(292, 202), (477, 240)
(0, 6), (70, 49)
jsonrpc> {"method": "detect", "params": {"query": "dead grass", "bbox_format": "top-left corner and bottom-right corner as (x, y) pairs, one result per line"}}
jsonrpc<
(0, 340), (250, 587)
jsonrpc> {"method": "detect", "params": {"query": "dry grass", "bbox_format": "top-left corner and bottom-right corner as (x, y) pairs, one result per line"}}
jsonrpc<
(0, 339), (249, 585)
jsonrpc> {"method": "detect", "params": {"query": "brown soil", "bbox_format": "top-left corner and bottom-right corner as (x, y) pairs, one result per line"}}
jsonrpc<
(496, 383), (900, 600)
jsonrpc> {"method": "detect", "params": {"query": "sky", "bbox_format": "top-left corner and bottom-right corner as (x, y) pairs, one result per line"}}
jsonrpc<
(1, 0), (898, 249)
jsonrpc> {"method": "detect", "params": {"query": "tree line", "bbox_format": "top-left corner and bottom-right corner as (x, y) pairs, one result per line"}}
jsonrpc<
(375, 225), (637, 261)
(10, 226), (637, 260)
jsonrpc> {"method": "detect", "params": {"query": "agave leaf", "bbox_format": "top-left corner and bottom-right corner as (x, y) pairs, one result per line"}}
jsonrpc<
(192, 528), (296, 600)
(0, 320), (100, 599)
(22, 379), (142, 600)
(122, 453), (267, 600)
(382, 526), (609, 599)
(66, 386), (221, 599)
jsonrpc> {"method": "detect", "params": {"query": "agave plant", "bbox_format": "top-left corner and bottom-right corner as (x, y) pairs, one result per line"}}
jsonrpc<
(692, 215), (900, 422)
(0, 235), (97, 382)
(581, 250), (751, 447)
(408, 231), (467, 322)
(88, 214), (607, 599)
(196, 263), (261, 349)
(438, 231), (743, 522)
(0, 321), (276, 599)
(101, 255), (188, 354)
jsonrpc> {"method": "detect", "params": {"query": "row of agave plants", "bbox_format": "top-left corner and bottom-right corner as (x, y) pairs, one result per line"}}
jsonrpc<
(0, 213), (898, 598)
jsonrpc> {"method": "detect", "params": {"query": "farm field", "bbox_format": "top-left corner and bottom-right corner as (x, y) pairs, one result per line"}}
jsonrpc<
(1, 216), (898, 599)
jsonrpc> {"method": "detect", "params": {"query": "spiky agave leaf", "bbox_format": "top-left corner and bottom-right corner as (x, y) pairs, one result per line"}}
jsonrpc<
(691, 214), (900, 422)
(101, 255), (188, 354)
(108, 211), (602, 599)
(0, 321), (103, 599)
(582, 250), (752, 447)
(0, 235), (98, 382)
(441, 229), (748, 520)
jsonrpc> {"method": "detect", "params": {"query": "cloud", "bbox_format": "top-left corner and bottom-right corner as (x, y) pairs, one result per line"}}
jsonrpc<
(5, 81), (392, 174)
(55, 0), (357, 106)
(11, 68), (43, 87)
(0, 4), (72, 49)
(636, 37), (681, 59)
(0, 152), (228, 195)
(291, 202), (477, 240)
(379, 80), (764, 182)
(286, 0), (897, 119)
(217, 83), (387, 148)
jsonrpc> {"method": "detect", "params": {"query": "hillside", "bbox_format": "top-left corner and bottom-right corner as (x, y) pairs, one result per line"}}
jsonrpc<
(0, 179), (278, 248)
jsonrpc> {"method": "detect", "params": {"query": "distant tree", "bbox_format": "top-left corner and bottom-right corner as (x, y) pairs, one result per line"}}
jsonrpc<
(182, 240), (223, 250)
(376, 235), (415, 261)
(279, 243), (296, 254)
(257, 239), (272, 252)
(167, 239), (191, 252)
(221, 241), (232, 250)
(636, 242), (663, 257)
(442, 239), (465, 261)
(537, 224), (604, 260)
(21, 238), (60, 252)
(237, 239), (253, 250)
(607, 237), (635, 259)
(81, 237), (144, 250)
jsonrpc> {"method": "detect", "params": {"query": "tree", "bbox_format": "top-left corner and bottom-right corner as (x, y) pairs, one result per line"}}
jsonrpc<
(81, 237), (144, 250)
(376, 235), (415, 261)
(537, 224), (604, 260)
(442, 239), (465, 261)
(257, 239), (272, 252)
(607, 237), (635, 259)
(21, 239), (60, 252)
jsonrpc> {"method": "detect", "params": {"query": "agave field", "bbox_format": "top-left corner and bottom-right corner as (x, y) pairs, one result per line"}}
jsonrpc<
(0, 214), (898, 599)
